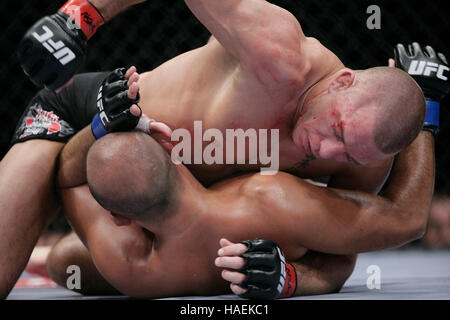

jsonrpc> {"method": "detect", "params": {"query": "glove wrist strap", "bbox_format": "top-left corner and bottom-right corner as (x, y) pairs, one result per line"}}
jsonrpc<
(91, 113), (109, 139)
(60, 0), (105, 39)
(279, 263), (297, 298)
(423, 99), (440, 136)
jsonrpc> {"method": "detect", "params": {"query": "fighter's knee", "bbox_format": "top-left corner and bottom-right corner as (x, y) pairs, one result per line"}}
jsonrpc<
(46, 235), (79, 288)
(341, 254), (357, 278)
(46, 243), (67, 287)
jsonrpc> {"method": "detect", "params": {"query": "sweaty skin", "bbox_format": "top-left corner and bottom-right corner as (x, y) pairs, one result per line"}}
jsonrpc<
(55, 128), (433, 299)
(49, 65), (434, 299)
(0, 0), (419, 299)
(131, 1), (393, 191)
(49, 67), (356, 298)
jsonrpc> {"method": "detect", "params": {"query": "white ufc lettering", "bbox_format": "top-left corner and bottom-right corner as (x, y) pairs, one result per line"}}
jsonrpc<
(32, 25), (76, 66)
(408, 60), (449, 81)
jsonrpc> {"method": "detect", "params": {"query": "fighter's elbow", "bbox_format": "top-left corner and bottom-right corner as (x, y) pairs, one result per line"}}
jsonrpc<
(317, 254), (357, 295)
(331, 254), (357, 293)
(406, 214), (428, 241)
(395, 207), (429, 244)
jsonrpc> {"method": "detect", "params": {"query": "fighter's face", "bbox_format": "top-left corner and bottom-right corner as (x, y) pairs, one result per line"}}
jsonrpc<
(292, 94), (388, 165)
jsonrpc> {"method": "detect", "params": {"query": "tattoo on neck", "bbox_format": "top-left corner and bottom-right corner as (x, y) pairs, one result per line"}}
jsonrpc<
(288, 154), (316, 171)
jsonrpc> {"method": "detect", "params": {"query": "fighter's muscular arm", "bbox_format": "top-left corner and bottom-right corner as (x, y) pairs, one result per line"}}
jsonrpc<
(58, 126), (96, 189)
(60, 184), (153, 296)
(253, 131), (434, 254)
(328, 157), (394, 194)
(185, 0), (306, 84)
(56, 68), (158, 296)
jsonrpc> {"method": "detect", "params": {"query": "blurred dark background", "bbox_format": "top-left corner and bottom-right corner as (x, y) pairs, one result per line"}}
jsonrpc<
(1, 0), (449, 193)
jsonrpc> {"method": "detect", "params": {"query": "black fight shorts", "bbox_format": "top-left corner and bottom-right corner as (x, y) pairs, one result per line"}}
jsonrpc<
(10, 72), (109, 146)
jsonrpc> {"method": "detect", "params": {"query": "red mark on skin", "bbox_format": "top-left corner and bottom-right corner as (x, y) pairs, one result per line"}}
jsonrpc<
(331, 121), (345, 129)
(252, 40), (284, 85)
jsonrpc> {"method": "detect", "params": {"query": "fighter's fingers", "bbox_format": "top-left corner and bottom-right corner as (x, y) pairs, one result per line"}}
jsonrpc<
(219, 238), (248, 255)
(388, 58), (395, 68)
(130, 104), (141, 117)
(396, 43), (408, 58)
(438, 52), (448, 65)
(411, 42), (423, 56)
(425, 45), (437, 58)
(215, 256), (245, 270)
(220, 238), (234, 248)
(149, 121), (173, 138)
(128, 82), (139, 100)
(218, 243), (248, 257)
(230, 283), (247, 296)
(221, 269), (246, 284)
(128, 72), (140, 87)
(125, 66), (137, 79)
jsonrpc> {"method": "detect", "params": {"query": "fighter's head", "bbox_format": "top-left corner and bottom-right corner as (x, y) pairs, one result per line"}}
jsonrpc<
(292, 67), (425, 165)
(87, 131), (178, 225)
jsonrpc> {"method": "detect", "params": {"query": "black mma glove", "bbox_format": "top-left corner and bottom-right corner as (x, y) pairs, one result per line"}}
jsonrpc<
(91, 68), (142, 139)
(395, 42), (450, 136)
(18, 0), (104, 91)
(238, 239), (297, 300)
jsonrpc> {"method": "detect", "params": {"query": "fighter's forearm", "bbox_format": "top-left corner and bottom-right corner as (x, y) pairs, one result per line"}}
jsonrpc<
(258, 131), (434, 254)
(291, 253), (357, 296)
(381, 132), (435, 213)
(90, 0), (147, 21)
(332, 131), (435, 251)
(58, 126), (96, 189)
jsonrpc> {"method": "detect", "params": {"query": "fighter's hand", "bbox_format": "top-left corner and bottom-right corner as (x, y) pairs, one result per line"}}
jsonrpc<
(91, 66), (142, 139)
(124, 66), (174, 152)
(136, 113), (174, 153)
(215, 238), (297, 300)
(215, 238), (248, 296)
(394, 42), (450, 136)
(17, 0), (104, 91)
(394, 42), (449, 101)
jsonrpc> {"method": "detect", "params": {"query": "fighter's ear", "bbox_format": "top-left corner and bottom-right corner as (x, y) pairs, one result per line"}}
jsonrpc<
(110, 212), (132, 227)
(328, 69), (355, 92)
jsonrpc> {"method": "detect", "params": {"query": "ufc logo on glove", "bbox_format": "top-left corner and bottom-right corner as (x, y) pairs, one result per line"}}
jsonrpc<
(408, 60), (449, 81)
(32, 25), (76, 66)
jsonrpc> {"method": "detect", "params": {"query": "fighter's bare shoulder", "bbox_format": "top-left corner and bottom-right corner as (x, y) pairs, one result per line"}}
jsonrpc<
(236, 171), (315, 204)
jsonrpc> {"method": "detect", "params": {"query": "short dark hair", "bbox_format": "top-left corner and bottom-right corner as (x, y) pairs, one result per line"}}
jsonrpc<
(359, 67), (426, 155)
(374, 105), (425, 155)
(87, 132), (177, 222)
